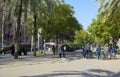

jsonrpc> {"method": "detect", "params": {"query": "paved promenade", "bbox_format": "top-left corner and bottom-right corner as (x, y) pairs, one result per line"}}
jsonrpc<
(0, 51), (120, 77)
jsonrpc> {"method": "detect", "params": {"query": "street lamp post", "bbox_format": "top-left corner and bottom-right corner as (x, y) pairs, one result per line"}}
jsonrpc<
(38, 28), (42, 50)
(31, 29), (34, 52)
(2, 12), (4, 49)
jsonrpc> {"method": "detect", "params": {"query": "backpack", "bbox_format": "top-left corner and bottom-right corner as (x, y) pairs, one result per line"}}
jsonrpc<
(61, 45), (64, 51)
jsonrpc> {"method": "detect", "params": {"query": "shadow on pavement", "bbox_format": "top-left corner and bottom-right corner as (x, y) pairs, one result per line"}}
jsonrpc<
(0, 51), (81, 66)
(21, 69), (120, 77)
(0, 51), (120, 68)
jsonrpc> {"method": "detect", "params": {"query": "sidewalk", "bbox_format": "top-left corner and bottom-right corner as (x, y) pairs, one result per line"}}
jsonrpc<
(0, 51), (120, 77)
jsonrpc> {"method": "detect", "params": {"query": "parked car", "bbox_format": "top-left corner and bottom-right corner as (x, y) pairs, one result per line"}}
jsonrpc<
(64, 44), (76, 52)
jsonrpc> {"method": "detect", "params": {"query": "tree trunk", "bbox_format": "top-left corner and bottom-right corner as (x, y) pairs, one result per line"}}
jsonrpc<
(55, 33), (59, 53)
(33, 14), (37, 56)
(14, 0), (22, 59)
(55, 33), (58, 44)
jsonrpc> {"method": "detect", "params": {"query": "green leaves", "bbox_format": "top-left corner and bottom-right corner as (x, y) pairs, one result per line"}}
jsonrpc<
(97, 0), (120, 21)
(74, 30), (93, 44)
(88, 0), (120, 45)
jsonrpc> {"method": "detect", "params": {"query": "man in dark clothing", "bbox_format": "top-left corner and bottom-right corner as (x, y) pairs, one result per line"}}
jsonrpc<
(61, 45), (67, 58)
(52, 45), (56, 55)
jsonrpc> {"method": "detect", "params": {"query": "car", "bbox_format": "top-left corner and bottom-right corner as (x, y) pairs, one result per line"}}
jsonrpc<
(64, 44), (76, 52)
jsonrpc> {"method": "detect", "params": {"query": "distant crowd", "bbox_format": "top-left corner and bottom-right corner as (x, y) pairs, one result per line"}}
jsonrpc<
(45, 43), (118, 60)
(81, 43), (117, 60)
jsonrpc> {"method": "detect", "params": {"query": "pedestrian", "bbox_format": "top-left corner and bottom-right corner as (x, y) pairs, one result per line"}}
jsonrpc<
(103, 46), (109, 60)
(81, 44), (85, 58)
(60, 44), (67, 58)
(108, 45), (112, 59)
(96, 45), (101, 60)
(83, 43), (88, 58)
(52, 45), (56, 55)
(63, 45), (67, 58)
(112, 46), (117, 59)
(58, 44), (62, 58)
(86, 43), (90, 59)
(90, 45), (94, 58)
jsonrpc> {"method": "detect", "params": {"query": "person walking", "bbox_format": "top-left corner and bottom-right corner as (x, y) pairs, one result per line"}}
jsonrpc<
(83, 44), (86, 58)
(58, 44), (62, 58)
(81, 44), (85, 58)
(96, 45), (101, 60)
(90, 45), (94, 58)
(52, 45), (56, 55)
(83, 43), (88, 58)
(86, 43), (90, 59)
(87, 43), (91, 58)
(60, 44), (67, 58)
(63, 45), (67, 58)
(112, 46), (117, 59)
(108, 45), (112, 59)
(103, 46), (109, 60)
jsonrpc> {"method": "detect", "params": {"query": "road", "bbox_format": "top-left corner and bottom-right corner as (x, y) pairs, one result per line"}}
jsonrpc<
(0, 50), (120, 77)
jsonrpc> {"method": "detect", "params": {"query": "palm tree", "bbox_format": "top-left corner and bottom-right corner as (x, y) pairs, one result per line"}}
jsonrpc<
(97, 0), (120, 19)
(0, 0), (61, 58)
(0, 0), (15, 53)
(28, 0), (43, 56)
(97, 0), (120, 45)
(14, 0), (23, 59)
(28, 0), (60, 56)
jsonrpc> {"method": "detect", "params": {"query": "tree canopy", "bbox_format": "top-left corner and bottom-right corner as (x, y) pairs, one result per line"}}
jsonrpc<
(88, 0), (120, 45)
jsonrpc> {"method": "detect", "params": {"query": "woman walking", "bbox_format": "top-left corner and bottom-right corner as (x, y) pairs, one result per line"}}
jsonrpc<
(96, 45), (101, 60)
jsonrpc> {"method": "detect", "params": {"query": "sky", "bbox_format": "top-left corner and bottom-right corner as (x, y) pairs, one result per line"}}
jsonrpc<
(64, 0), (100, 30)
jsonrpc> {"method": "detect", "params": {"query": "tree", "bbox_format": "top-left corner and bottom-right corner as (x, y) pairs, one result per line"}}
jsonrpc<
(1, 0), (82, 58)
(74, 30), (93, 45)
(88, 12), (120, 45)
(28, 0), (41, 56)
(97, 0), (120, 20)
(41, 3), (82, 44)
(14, 0), (23, 59)
(0, 0), (15, 44)
(27, 0), (60, 56)
(92, 0), (120, 44)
